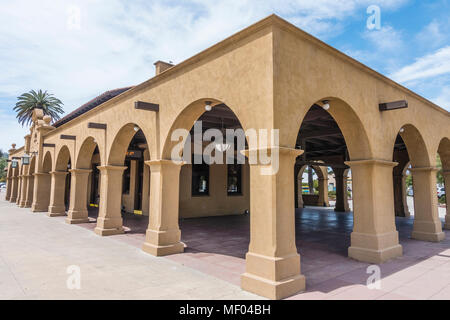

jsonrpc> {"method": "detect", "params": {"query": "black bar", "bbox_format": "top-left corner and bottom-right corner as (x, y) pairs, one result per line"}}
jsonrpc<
(60, 135), (76, 140)
(88, 122), (107, 130)
(135, 101), (159, 112)
(43, 143), (56, 147)
(379, 100), (408, 111)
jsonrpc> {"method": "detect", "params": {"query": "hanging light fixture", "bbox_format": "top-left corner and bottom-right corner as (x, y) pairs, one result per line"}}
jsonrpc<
(399, 128), (405, 133)
(215, 117), (231, 152)
(205, 101), (212, 112)
(322, 100), (330, 111)
(133, 125), (140, 132)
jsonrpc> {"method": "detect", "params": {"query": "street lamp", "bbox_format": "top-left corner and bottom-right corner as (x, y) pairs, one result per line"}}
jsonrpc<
(11, 159), (18, 168)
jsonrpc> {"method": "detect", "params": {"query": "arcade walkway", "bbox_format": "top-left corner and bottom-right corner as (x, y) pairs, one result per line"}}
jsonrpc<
(2, 191), (450, 299)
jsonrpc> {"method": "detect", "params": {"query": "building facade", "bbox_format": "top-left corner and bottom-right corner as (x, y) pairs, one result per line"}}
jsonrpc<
(4, 15), (450, 299)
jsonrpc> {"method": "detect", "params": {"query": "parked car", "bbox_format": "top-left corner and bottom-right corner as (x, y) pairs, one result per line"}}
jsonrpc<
(0, 182), (6, 189)
(438, 187), (446, 199)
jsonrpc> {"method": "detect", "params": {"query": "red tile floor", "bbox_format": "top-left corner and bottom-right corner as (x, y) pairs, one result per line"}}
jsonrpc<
(78, 206), (450, 299)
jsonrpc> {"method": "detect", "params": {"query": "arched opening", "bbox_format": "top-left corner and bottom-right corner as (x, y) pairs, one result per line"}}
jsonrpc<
(32, 151), (52, 212)
(66, 137), (102, 224)
(392, 125), (444, 242)
(24, 156), (36, 207)
(48, 146), (72, 216)
(294, 102), (359, 256)
(94, 123), (151, 236)
(147, 100), (251, 283)
(295, 165), (330, 208)
(437, 138), (450, 229)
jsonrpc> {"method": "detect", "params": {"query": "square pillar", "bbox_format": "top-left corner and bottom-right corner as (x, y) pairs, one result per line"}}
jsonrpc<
(66, 169), (92, 224)
(241, 147), (305, 300)
(333, 167), (350, 212)
(15, 175), (22, 205)
(48, 171), (68, 217)
(5, 177), (12, 201)
(443, 171), (450, 230)
(142, 160), (185, 256)
(411, 167), (445, 242)
(9, 176), (18, 203)
(31, 173), (51, 212)
(346, 159), (403, 264)
(94, 165), (126, 236)
(19, 175), (29, 207)
(318, 177), (329, 207)
(24, 175), (34, 208)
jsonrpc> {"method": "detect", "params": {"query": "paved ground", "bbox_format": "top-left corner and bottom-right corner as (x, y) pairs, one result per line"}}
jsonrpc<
(0, 193), (259, 300)
(1, 191), (449, 300)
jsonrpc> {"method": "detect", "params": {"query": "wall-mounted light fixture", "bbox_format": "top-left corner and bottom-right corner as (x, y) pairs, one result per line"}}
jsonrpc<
(11, 159), (18, 168)
(21, 154), (30, 165)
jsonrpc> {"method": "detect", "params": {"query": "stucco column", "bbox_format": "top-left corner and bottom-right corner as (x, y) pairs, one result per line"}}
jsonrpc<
(15, 175), (22, 205)
(346, 159), (403, 264)
(9, 176), (18, 203)
(241, 147), (305, 300)
(411, 167), (445, 242)
(5, 177), (12, 201)
(48, 171), (68, 217)
(443, 171), (450, 230)
(94, 165), (126, 236)
(66, 169), (92, 224)
(317, 177), (329, 207)
(142, 160), (184, 256)
(18, 175), (29, 207)
(333, 167), (349, 212)
(31, 173), (51, 212)
(24, 174), (34, 208)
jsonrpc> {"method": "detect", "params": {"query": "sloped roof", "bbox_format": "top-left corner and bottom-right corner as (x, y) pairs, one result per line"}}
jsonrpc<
(53, 87), (133, 128)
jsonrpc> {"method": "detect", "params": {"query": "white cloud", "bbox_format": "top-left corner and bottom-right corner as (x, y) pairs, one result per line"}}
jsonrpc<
(390, 46), (450, 83)
(363, 25), (404, 51)
(0, 0), (410, 151)
(433, 87), (450, 110)
(416, 20), (447, 49)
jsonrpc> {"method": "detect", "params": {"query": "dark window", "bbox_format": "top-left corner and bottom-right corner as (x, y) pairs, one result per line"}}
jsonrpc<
(227, 164), (242, 195)
(123, 159), (131, 195)
(192, 157), (209, 196)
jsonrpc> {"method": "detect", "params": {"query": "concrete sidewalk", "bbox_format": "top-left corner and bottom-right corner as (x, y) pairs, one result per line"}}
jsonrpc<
(0, 194), (260, 300)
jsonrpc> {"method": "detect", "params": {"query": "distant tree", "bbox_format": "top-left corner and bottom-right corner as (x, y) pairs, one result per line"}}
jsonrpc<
(14, 89), (64, 126)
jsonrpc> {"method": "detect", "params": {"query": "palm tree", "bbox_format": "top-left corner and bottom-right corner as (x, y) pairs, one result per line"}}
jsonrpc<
(14, 89), (64, 126)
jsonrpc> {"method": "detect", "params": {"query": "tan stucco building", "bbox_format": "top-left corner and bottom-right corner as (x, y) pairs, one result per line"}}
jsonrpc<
(4, 15), (450, 299)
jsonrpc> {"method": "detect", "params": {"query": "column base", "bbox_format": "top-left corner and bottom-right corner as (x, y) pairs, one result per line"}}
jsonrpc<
(23, 201), (32, 208)
(19, 201), (27, 208)
(47, 206), (66, 217)
(241, 252), (305, 299)
(66, 210), (89, 224)
(348, 231), (403, 263)
(9, 197), (17, 203)
(142, 228), (185, 256)
(31, 204), (48, 212)
(241, 273), (305, 300)
(142, 241), (185, 256)
(66, 217), (90, 224)
(412, 220), (445, 242)
(94, 226), (124, 236)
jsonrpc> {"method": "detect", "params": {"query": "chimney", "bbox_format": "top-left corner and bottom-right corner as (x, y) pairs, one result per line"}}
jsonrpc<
(154, 60), (174, 76)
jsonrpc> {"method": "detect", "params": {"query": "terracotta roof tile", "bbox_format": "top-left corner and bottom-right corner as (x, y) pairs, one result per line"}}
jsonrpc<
(53, 86), (133, 127)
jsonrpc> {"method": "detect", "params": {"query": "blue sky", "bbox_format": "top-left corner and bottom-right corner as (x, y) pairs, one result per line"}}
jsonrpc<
(0, 0), (449, 152)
